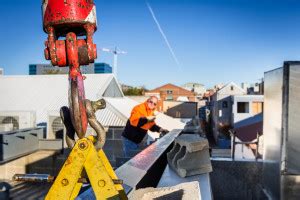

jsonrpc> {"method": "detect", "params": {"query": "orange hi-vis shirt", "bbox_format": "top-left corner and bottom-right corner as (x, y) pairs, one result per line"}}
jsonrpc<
(129, 102), (156, 130)
(122, 101), (161, 144)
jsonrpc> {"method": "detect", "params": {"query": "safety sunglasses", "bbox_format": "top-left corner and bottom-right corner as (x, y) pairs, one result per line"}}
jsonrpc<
(148, 100), (157, 106)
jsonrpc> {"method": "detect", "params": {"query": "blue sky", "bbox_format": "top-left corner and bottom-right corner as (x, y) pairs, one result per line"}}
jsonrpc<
(1, 0), (300, 89)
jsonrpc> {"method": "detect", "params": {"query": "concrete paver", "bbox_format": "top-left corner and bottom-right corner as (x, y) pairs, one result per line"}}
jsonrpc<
(167, 134), (212, 177)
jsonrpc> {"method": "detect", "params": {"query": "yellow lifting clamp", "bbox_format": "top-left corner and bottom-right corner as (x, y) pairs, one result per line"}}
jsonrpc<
(45, 136), (127, 200)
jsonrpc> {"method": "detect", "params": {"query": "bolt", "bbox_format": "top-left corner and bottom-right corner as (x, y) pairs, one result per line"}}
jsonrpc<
(78, 141), (88, 150)
(98, 180), (106, 187)
(61, 178), (69, 186)
(113, 179), (123, 184)
(79, 143), (86, 149)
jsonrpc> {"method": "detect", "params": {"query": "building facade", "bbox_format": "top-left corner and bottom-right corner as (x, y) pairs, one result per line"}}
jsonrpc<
(231, 95), (264, 159)
(182, 82), (206, 97)
(232, 95), (264, 125)
(241, 81), (264, 95)
(211, 82), (245, 141)
(163, 101), (198, 119)
(29, 63), (112, 75)
(146, 83), (197, 101)
(145, 83), (197, 111)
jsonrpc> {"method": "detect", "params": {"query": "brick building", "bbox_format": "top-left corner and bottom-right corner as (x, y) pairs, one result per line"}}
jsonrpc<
(145, 83), (197, 111)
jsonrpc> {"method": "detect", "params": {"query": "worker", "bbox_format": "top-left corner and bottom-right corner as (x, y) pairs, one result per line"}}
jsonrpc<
(122, 96), (169, 157)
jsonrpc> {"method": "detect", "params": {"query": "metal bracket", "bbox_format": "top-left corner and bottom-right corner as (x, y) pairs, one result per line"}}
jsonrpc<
(45, 137), (127, 200)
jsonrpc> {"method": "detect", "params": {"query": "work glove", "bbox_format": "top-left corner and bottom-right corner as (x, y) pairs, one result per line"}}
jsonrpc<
(159, 128), (169, 137)
(146, 116), (156, 122)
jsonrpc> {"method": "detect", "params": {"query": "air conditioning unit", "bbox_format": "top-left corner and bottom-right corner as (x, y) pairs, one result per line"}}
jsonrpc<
(0, 111), (36, 130)
(47, 111), (99, 148)
(47, 111), (67, 148)
(0, 123), (13, 132)
(47, 111), (64, 139)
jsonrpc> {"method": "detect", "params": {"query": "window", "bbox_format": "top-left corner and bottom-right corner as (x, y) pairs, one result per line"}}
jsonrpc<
(219, 110), (222, 117)
(252, 102), (263, 114)
(230, 86), (234, 91)
(166, 95), (173, 100)
(237, 102), (249, 113)
(222, 101), (228, 108)
(167, 90), (173, 94)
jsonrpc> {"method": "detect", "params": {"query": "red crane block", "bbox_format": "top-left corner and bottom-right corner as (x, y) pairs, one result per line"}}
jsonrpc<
(42, 0), (98, 138)
(42, 0), (97, 68)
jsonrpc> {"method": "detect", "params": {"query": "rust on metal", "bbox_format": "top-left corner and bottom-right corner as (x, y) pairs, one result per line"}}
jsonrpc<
(85, 99), (106, 150)
(42, 0), (106, 148)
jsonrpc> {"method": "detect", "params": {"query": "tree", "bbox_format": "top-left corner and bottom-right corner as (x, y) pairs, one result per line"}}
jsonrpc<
(123, 86), (148, 96)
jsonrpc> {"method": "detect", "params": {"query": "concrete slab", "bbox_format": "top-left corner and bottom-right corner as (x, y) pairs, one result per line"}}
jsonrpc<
(158, 165), (212, 200)
(128, 181), (201, 200)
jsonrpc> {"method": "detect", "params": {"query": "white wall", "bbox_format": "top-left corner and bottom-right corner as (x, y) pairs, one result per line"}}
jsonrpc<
(0, 111), (36, 129)
(232, 95), (264, 124)
(211, 83), (245, 141)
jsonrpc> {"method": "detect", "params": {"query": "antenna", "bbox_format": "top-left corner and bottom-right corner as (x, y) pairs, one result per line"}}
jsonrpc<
(101, 47), (127, 77)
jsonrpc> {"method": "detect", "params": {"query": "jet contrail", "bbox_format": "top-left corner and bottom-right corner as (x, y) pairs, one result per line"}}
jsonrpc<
(146, 1), (181, 69)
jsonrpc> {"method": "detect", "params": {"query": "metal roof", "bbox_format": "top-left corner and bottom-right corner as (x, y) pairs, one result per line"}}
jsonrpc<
(0, 74), (184, 129)
(96, 98), (130, 127)
(0, 74), (123, 124)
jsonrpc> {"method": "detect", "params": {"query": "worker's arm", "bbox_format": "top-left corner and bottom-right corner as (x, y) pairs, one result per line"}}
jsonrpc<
(150, 124), (169, 135)
(149, 124), (161, 132)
